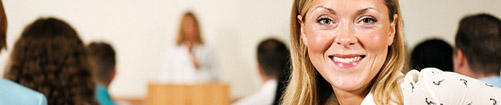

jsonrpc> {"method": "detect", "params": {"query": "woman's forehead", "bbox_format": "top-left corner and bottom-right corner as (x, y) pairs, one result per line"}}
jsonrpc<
(307, 0), (388, 15)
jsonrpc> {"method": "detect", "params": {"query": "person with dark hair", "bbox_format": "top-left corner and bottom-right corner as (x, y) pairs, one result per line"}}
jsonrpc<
(87, 42), (117, 105)
(410, 38), (453, 72)
(272, 61), (291, 105)
(3, 17), (97, 105)
(233, 38), (290, 105)
(0, 1), (6, 50)
(0, 1), (48, 105)
(454, 13), (501, 87)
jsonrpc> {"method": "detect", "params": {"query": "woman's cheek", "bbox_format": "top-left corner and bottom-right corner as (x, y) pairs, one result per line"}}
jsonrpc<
(306, 28), (333, 53)
(363, 31), (388, 51)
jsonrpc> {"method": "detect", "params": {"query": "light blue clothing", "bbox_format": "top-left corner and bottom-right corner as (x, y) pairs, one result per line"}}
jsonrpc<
(479, 76), (501, 88)
(96, 85), (115, 105)
(0, 78), (47, 105)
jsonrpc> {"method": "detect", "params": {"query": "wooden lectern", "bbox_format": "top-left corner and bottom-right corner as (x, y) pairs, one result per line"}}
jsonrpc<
(146, 82), (230, 105)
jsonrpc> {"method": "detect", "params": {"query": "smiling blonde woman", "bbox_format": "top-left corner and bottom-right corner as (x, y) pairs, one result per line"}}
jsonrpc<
(282, 0), (501, 105)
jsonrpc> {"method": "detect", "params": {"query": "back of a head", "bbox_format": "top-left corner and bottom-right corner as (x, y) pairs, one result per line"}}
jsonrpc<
(87, 42), (116, 85)
(455, 13), (501, 75)
(4, 17), (97, 105)
(257, 39), (290, 78)
(0, 1), (7, 51)
(411, 39), (453, 72)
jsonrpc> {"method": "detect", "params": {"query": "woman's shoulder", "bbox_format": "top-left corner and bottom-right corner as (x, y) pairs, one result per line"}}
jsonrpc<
(400, 68), (501, 105)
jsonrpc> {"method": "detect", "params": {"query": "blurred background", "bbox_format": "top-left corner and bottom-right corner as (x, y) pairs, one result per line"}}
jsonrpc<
(0, 0), (500, 102)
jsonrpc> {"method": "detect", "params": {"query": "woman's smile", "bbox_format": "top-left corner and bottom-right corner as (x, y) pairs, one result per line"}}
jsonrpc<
(329, 54), (366, 68)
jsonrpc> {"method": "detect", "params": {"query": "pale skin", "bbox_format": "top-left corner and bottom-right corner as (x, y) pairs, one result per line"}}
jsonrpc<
(298, 0), (397, 104)
(453, 49), (499, 78)
(257, 65), (277, 84)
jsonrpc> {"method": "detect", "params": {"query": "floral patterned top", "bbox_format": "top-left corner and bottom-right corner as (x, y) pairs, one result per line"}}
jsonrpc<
(360, 68), (501, 105)
(401, 68), (501, 105)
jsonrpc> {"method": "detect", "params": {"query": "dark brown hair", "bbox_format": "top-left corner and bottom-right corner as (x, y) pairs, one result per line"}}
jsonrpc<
(0, 1), (7, 51)
(411, 38), (453, 72)
(87, 41), (116, 84)
(455, 13), (501, 75)
(257, 38), (290, 77)
(4, 17), (97, 105)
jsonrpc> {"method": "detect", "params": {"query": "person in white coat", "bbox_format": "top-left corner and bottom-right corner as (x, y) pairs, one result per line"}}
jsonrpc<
(161, 11), (218, 83)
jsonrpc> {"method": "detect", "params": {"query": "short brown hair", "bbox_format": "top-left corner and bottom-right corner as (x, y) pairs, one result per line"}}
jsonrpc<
(455, 13), (501, 75)
(87, 42), (116, 84)
(4, 17), (97, 105)
(257, 38), (290, 77)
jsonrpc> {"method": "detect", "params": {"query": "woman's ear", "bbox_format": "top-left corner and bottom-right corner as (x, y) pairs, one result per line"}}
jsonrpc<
(298, 15), (308, 46)
(388, 14), (398, 46)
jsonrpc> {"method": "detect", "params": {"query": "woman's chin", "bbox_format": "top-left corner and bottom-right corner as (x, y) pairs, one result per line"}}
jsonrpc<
(329, 78), (365, 92)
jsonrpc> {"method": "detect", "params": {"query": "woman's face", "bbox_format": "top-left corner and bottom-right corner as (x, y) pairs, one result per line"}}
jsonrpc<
(299, 0), (397, 92)
(183, 17), (197, 43)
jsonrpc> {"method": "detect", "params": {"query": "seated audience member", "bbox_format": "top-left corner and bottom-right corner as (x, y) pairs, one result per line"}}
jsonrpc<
(233, 38), (290, 105)
(453, 13), (501, 87)
(87, 42), (117, 105)
(272, 53), (291, 105)
(0, 1), (48, 105)
(410, 38), (453, 72)
(3, 17), (97, 104)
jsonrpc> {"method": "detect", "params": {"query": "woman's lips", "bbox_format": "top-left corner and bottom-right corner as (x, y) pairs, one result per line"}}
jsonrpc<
(329, 54), (365, 68)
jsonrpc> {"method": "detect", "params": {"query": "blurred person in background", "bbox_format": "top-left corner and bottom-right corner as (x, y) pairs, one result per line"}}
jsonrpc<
(3, 17), (97, 105)
(161, 11), (218, 83)
(410, 38), (453, 72)
(453, 13), (501, 87)
(233, 38), (290, 105)
(0, 1), (48, 104)
(87, 41), (117, 105)
(272, 47), (292, 105)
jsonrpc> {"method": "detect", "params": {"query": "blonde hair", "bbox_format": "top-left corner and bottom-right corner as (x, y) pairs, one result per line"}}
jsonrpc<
(176, 11), (204, 45)
(282, 0), (405, 105)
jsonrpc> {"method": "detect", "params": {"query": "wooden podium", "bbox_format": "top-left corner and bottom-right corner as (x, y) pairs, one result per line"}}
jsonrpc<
(146, 82), (230, 105)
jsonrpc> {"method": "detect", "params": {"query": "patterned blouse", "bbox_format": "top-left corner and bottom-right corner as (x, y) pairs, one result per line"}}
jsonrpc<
(357, 68), (501, 105)
(400, 68), (501, 105)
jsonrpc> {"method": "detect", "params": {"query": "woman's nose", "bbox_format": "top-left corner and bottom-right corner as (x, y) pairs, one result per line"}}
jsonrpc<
(334, 25), (356, 47)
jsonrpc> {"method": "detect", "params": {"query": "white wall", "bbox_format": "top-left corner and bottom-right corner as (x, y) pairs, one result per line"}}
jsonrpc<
(0, 0), (500, 99)
(400, 0), (501, 48)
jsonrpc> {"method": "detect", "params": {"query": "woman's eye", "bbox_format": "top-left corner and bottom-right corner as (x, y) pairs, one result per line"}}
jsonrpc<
(317, 18), (333, 24)
(360, 17), (377, 24)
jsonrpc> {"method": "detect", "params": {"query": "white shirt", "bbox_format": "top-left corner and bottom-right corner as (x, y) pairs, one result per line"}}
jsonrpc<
(160, 44), (218, 84)
(361, 68), (501, 105)
(360, 92), (375, 105)
(233, 80), (278, 105)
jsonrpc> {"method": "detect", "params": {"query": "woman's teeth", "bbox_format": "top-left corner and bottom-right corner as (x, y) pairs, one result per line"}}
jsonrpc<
(331, 56), (362, 63)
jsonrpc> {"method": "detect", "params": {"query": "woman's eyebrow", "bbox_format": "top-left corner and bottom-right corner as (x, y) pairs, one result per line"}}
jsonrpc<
(355, 7), (380, 16)
(312, 6), (336, 15)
